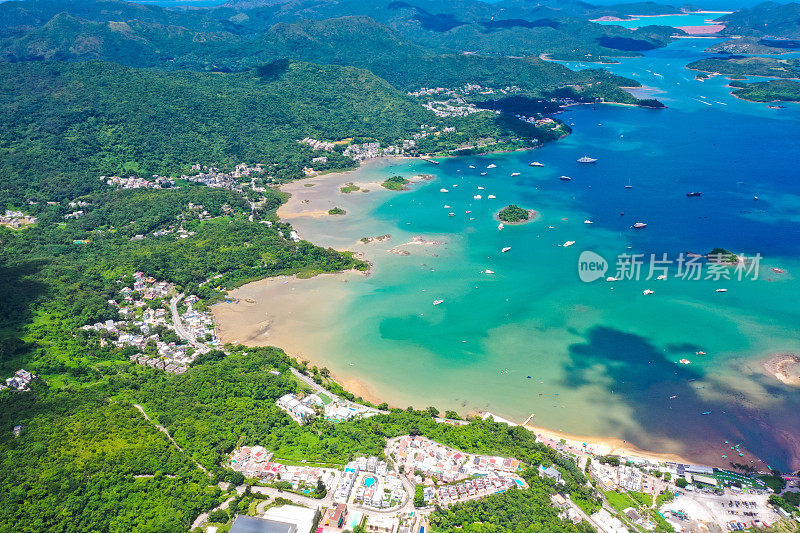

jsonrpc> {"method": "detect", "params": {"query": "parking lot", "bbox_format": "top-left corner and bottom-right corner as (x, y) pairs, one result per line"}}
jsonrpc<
(660, 490), (780, 532)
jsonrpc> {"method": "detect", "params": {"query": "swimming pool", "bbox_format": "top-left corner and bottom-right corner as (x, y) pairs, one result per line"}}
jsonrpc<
(362, 476), (377, 488)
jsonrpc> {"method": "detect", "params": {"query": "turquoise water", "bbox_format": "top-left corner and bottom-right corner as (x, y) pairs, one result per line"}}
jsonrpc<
(363, 476), (377, 487)
(283, 38), (800, 471)
(594, 12), (728, 28)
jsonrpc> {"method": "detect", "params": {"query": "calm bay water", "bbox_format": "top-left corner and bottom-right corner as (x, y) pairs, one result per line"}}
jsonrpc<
(267, 39), (800, 470)
(594, 12), (729, 28)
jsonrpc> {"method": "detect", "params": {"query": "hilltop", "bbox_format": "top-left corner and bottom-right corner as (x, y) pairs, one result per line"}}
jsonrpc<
(715, 1), (800, 39)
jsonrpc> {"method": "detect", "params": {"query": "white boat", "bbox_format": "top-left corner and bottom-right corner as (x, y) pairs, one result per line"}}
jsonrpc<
(511, 172), (521, 177)
(657, 274), (667, 280)
(501, 247), (511, 253)
(715, 288), (727, 293)
(577, 156), (597, 164)
(478, 186), (485, 190)
(584, 220), (593, 224)
(530, 161), (544, 167)
(560, 175), (571, 181)
(474, 195), (482, 199)
(633, 222), (647, 229)
(469, 165), (475, 169)
(488, 194), (496, 199)
(563, 241), (575, 247)
(498, 223), (504, 230)
(643, 289), (654, 295)
(448, 212), (455, 217)
(443, 205), (451, 208)
(433, 299), (444, 305)
(485, 269), (495, 274)
(487, 164), (497, 169)
(606, 276), (619, 282)
(440, 188), (449, 193)
(480, 172), (487, 176)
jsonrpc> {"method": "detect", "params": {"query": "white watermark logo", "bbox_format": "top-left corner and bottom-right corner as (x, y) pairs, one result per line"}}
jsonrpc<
(578, 250), (608, 282)
(578, 251), (762, 282)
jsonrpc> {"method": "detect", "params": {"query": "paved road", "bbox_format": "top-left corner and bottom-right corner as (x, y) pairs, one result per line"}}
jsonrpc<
(571, 498), (609, 533)
(169, 293), (208, 353)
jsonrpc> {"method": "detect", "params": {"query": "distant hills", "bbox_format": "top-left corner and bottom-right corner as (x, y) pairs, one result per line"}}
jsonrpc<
(0, 0), (684, 68)
(716, 1), (800, 39)
(0, 0), (681, 204)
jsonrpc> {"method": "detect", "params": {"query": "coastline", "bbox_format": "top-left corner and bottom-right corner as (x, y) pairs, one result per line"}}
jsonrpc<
(213, 154), (735, 470)
(521, 420), (693, 465)
(762, 353), (800, 386)
(495, 209), (539, 225)
(212, 121), (799, 471)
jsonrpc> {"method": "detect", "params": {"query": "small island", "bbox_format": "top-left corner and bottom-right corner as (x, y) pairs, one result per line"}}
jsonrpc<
(729, 79), (800, 103)
(340, 182), (361, 193)
(328, 207), (346, 215)
(497, 204), (537, 224)
(707, 247), (739, 263)
(381, 175), (410, 191)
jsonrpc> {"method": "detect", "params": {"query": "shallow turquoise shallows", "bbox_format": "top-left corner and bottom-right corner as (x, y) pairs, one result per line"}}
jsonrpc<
(285, 38), (800, 471)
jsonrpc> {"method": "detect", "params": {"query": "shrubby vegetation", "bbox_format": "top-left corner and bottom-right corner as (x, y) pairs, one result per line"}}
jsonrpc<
(430, 472), (595, 532)
(729, 79), (800, 103)
(0, 387), (221, 531)
(0, 185), (366, 379)
(716, 3), (800, 39)
(381, 176), (410, 191)
(0, 0), (681, 69)
(0, 60), (429, 207)
(498, 205), (531, 223)
(687, 56), (800, 80)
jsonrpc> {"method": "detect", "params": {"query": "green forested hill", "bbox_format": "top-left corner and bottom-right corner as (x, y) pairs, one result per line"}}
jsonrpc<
(686, 56), (800, 79)
(0, 0), (682, 68)
(0, 388), (221, 532)
(716, 2), (800, 39)
(729, 78), (800, 101)
(0, 2), (652, 530)
(0, 59), (429, 204)
(260, 17), (643, 93)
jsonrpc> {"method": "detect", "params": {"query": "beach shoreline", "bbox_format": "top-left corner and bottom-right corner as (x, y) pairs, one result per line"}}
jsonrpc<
(213, 156), (729, 469)
(763, 353), (800, 386)
(212, 132), (797, 471)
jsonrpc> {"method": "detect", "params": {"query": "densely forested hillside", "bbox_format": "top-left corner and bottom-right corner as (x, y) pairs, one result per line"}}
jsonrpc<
(0, 387), (221, 532)
(0, 0), (683, 67)
(716, 2), (800, 39)
(259, 16), (647, 93)
(0, 59), (429, 205)
(729, 78), (800, 101)
(686, 55), (800, 79)
(0, 1), (668, 530)
(218, 0), (682, 60)
(0, 347), (600, 531)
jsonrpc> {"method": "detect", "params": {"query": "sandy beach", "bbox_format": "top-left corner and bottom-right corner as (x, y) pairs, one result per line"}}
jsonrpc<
(522, 421), (693, 465)
(279, 157), (419, 221)
(763, 353), (800, 386)
(212, 143), (800, 471)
